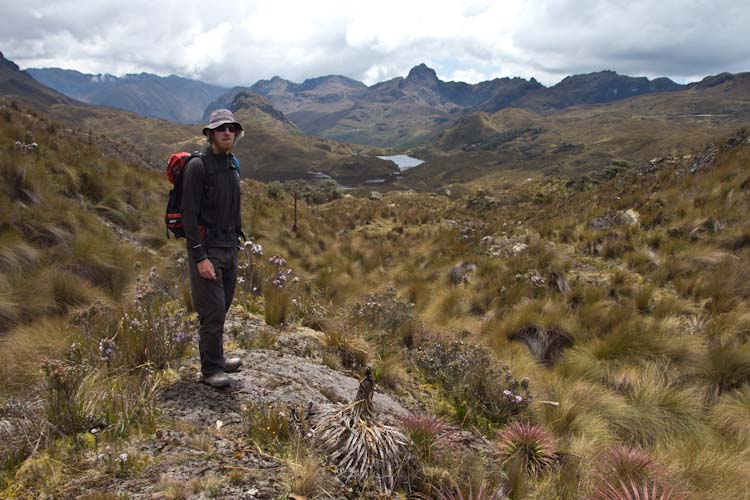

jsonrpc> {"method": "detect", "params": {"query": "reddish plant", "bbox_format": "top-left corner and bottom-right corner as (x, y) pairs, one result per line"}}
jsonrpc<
(400, 411), (448, 461)
(433, 478), (505, 500)
(593, 445), (660, 486)
(494, 421), (557, 477)
(596, 480), (687, 500)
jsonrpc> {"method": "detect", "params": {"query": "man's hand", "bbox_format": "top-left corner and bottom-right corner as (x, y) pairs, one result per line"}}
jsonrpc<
(197, 259), (216, 280)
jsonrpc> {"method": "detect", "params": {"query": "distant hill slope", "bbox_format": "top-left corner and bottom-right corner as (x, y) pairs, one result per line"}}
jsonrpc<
(223, 91), (396, 183)
(2, 53), (393, 184)
(401, 74), (750, 191)
(0, 51), (78, 107)
(26, 68), (227, 124)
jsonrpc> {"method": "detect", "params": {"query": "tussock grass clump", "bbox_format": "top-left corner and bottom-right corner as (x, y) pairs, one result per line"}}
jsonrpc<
(324, 326), (371, 369)
(0, 280), (21, 332)
(372, 353), (407, 390)
(288, 452), (323, 498)
(536, 376), (617, 444)
(692, 343), (750, 403)
(38, 347), (161, 441)
(589, 320), (691, 365)
(47, 267), (96, 313)
(709, 386), (750, 445)
(0, 230), (39, 272)
(67, 231), (134, 300)
(614, 370), (703, 447)
(0, 318), (73, 392)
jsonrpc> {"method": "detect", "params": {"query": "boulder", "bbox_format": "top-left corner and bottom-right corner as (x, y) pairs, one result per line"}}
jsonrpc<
(591, 209), (640, 230)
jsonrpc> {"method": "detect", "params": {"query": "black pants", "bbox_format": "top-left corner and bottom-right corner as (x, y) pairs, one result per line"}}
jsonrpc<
(188, 246), (238, 376)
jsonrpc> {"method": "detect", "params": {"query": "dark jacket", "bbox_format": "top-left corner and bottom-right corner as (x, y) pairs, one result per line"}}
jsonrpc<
(181, 148), (242, 262)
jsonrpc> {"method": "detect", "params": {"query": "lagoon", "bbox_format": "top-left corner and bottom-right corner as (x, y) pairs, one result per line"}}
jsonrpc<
(377, 154), (425, 171)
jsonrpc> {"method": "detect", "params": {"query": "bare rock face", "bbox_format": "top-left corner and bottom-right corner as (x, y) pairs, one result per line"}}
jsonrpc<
(590, 209), (640, 230)
(162, 349), (408, 428)
(449, 261), (477, 286)
(510, 326), (573, 366)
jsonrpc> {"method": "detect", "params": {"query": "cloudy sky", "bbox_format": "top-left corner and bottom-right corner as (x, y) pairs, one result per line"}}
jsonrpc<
(1, 0), (748, 88)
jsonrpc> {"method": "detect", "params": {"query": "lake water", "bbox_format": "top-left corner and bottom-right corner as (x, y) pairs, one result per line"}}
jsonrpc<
(377, 154), (425, 171)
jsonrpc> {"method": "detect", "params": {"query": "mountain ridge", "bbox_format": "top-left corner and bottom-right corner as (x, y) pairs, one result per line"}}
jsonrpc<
(221, 64), (686, 147)
(26, 67), (227, 124)
(26, 58), (691, 147)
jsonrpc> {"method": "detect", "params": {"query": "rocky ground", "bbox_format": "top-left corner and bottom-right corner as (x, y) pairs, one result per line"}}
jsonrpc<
(46, 312), (483, 500)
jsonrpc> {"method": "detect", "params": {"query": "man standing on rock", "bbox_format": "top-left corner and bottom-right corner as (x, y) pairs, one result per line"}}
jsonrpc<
(182, 109), (245, 388)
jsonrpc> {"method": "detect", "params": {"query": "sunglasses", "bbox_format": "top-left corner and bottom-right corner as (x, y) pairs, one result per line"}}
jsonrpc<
(214, 124), (240, 133)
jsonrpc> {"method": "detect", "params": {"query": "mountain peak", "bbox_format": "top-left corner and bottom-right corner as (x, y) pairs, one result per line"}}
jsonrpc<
(406, 63), (438, 82)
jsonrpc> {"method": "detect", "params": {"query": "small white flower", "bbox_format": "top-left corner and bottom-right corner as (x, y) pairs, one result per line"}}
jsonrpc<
(216, 419), (224, 430)
(118, 453), (128, 462)
(247, 486), (259, 496)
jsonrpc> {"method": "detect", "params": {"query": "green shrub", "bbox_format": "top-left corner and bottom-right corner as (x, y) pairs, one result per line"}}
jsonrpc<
(90, 293), (193, 370)
(413, 339), (531, 425)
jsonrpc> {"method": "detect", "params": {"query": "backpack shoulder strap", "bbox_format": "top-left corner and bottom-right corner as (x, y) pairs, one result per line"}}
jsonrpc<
(230, 153), (241, 176)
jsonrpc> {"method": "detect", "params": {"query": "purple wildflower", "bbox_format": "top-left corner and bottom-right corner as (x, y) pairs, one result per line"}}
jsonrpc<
(99, 338), (116, 361)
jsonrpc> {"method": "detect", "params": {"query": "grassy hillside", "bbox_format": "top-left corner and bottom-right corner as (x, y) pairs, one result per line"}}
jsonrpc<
(0, 98), (177, 389)
(404, 76), (750, 191)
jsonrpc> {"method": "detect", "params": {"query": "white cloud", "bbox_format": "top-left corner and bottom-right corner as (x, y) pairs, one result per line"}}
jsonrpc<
(446, 68), (488, 84)
(0, 0), (748, 87)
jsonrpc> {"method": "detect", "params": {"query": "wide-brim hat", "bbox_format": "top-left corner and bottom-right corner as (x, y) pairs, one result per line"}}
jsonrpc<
(202, 108), (244, 136)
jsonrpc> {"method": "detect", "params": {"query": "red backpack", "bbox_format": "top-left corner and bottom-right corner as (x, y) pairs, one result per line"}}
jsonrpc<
(164, 151), (204, 238)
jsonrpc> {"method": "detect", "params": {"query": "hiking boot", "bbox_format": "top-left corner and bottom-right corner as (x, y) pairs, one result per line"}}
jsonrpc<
(201, 371), (231, 388)
(224, 357), (243, 373)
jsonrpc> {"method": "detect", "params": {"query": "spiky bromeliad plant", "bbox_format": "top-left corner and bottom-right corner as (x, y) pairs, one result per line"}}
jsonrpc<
(592, 445), (660, 489)
(432, 478), (506, 500)
(313, 367), (416, 493)
(494, 421), (557, 477)
(596, 480), (686, 500)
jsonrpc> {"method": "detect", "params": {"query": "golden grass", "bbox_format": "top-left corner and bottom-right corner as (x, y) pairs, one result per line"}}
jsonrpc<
(0, 318), (72, 394)
(709, 386), (750, 446)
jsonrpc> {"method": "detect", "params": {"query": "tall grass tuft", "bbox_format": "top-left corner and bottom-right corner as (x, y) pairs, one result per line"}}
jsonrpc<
(67, 231), (133, 299)
(708, 386), (750, 445)
(0, 318), (73, 392)
(692, 343), (750, 403)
